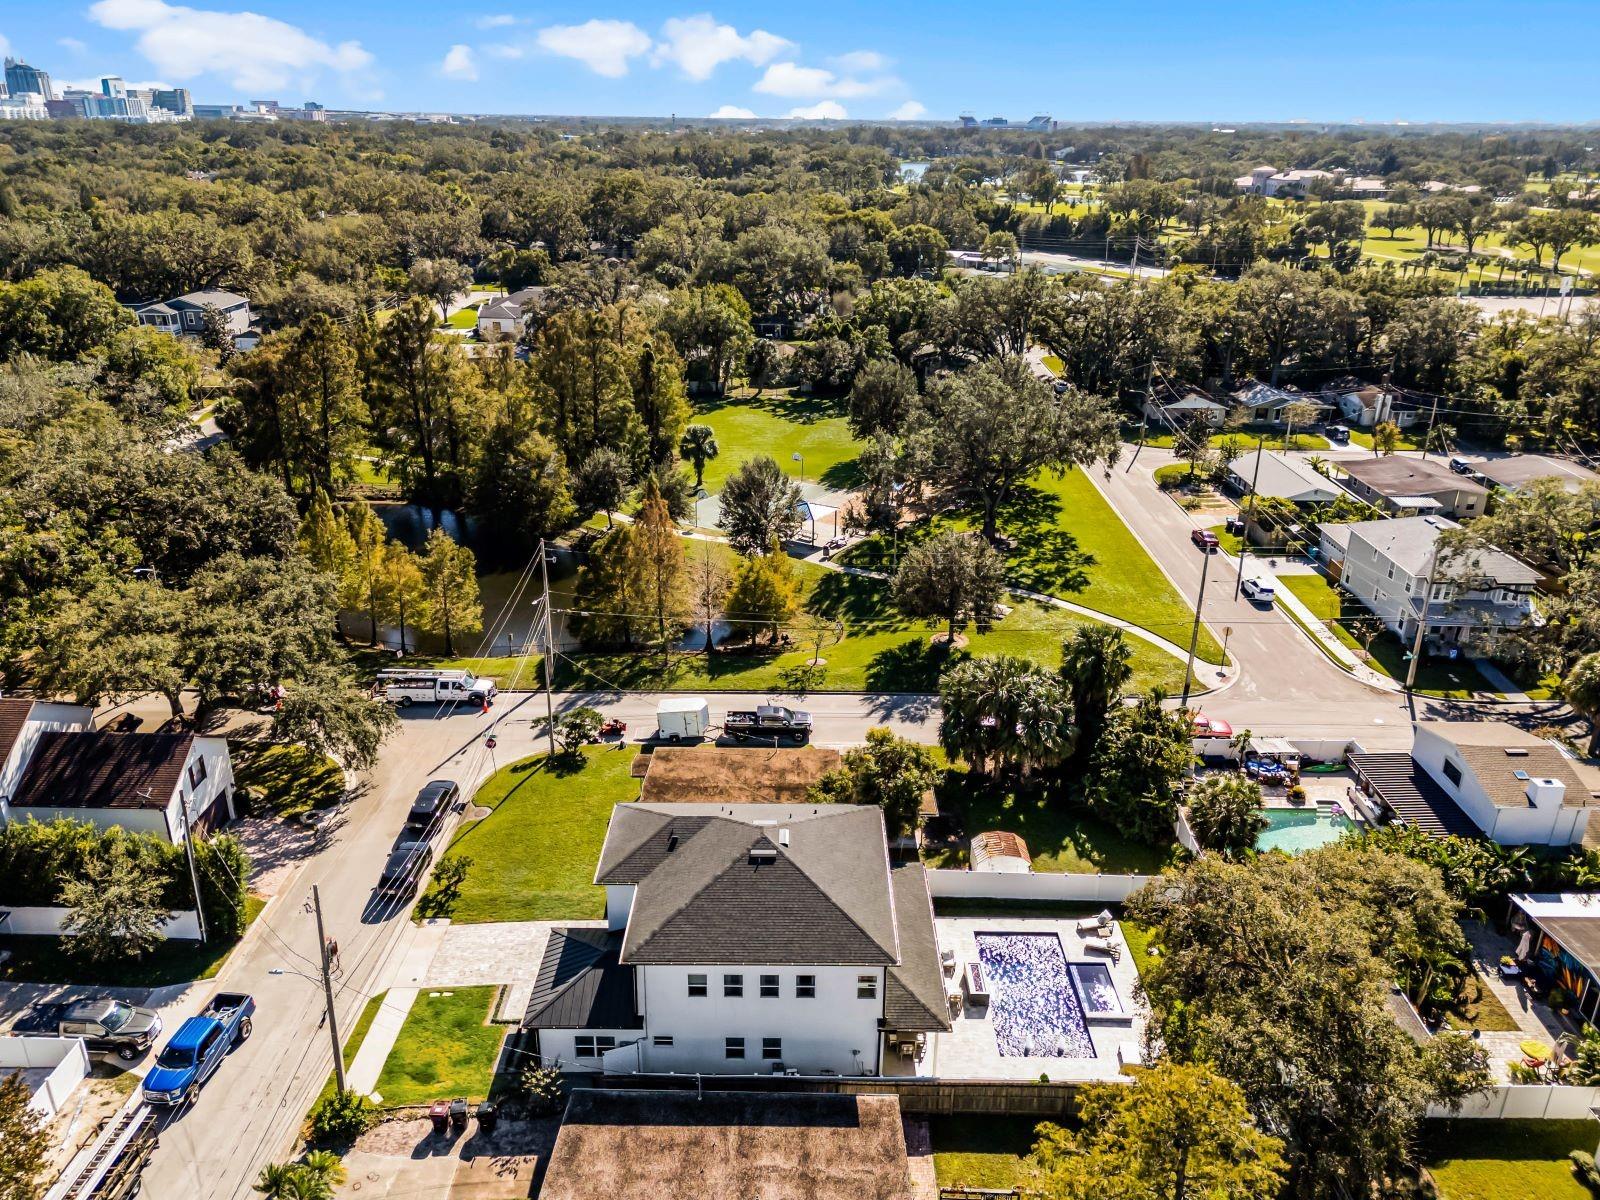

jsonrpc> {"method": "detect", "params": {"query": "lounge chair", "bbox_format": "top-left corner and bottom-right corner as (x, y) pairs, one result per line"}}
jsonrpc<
(1076, 911), (1114, 936)
(1083, 936), (1121, 963)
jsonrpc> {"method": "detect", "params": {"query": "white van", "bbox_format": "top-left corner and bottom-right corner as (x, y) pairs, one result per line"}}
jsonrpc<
(655, 697), (710, 743)
(376, 669), (496, 708)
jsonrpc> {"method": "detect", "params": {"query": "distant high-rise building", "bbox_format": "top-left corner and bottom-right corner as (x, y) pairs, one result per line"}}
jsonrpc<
(152, 87), (193, 116)
(250, 99), (280, 112)
(4, 58), (52, 101)
(101, 76), (127, 98)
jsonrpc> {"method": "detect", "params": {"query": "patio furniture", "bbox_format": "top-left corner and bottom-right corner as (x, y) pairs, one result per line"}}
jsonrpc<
(963, 962), (990, 1003)
(1083, 937), (1122, 963)
(1076, 910), (1115, 937)
(1498, 960), (1522, 981)
(1520, 1039), (1551, 1068)
(940, 947), (957, 974)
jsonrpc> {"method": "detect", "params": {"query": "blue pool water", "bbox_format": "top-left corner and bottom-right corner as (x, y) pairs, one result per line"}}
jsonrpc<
(1255, 806), (1350, 854)
(974, 933), (1095, 1058)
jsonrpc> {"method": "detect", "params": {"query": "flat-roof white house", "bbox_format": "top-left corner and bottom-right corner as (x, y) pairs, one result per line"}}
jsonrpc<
(135, 289), (252, 337)
(1318, 515), (1540, 648)
(1351, 722), (1598, 846)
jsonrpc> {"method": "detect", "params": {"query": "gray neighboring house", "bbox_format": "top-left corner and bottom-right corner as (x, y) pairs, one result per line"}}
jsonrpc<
(475, 287), (545, 338)
(1337, 456), (1489, 520)
(1473, 455), (1600, 496)
(1227, 449), (1352, 505)
(1143, 392), (1227, 430)
(1231, 382), (1324, 426)
(136, 289), (252, 337)
(1318, 515), (1540, 649)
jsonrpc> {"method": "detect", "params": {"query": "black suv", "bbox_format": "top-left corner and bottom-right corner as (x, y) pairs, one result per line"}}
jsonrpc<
(378, 841), (434, 896)
(405, 780), (460, 837)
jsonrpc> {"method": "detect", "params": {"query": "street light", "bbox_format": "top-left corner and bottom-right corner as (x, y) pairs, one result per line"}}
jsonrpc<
(791, 450), (805, 485)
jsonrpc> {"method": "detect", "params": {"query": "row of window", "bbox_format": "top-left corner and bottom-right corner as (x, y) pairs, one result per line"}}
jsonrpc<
(570, 1034), (787, 1061)
(685, 973), (877, 1000)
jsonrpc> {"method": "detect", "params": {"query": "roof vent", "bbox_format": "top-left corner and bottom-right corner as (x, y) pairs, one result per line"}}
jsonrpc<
(749, 845), (777, 864)
(1504, 748), (1530, 757)
(666, 833), (679, 852)
(778, 828), (790, 846)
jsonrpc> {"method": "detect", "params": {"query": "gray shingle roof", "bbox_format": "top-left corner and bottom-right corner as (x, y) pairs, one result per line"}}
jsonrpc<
(1417, 723), (1594, 809)
(884, 865), (951, 1032)
(169, 289), (250, 310)
(1340, 456), (1488, 500)
(596, 803), (900, 966)
(522, 928), (642, 1030)
(1474, 455), (1599, 493)
(1228, 450), (1351, 503)
(1337, 516), (1540, 584)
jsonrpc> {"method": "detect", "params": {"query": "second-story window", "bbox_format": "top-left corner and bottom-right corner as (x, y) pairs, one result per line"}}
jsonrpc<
(724, 974), (743, 998)
(687, 974), (707, 998)
(759, 974), (779, 998)
(796, 975), (816, 999)
(857, 975), (878, 1000)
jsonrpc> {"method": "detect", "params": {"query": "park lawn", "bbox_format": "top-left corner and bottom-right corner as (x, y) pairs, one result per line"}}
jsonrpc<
(930, 1116), (1042, 1191)
(691, 388), (862, 493)
(233, 744), (344, 818)
(923, 769), (1179, 876)
(372, 986), (505, 1107)
(351, 457), (398, 491)
(0, 894), (266, 987)
(1422, 1119), (1597, 1200)
(445, 304), (480, 330)
(933, 468), (1223, 663)
(1040, 353), (1065, 376)
(440, 746), (640, 924)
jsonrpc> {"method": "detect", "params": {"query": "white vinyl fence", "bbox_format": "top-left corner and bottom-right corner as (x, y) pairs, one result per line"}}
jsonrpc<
(1429, 1085), (1600, 1121)
(0, 905), (202, 940)
(0, 1036), (91, 1118)
(926, 869), (1155, 904)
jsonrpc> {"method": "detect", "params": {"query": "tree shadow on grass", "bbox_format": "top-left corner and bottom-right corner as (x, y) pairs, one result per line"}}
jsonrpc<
(864, 639), (966, 693)
(806, 570), (900, 625)
(986, 484), (1096, 597)
(819, 458), (862, 489)
(695, 388), (844, 425)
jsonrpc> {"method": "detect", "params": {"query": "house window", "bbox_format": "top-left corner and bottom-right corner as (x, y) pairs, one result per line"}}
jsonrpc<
(653, 1035), (674, 1047)
(724, 974), (743, 998)
(687, 974), (707, 998)
(796, 975), (816, 999)
(1442, 759), (1463, 788)
(857, 975), (877, 1000)
(762, 1037), (782, 1060)
(725, 1037), (745, 1059)
(574, 1036), (615, 1058)
(760, 974), (779, 998)
(188, 757), (207, 788)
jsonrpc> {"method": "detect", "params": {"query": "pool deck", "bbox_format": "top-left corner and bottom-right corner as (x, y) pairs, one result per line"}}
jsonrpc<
(894, 916), (1145, 1083)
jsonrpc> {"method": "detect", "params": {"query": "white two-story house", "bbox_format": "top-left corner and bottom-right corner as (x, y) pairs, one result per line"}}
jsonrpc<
(1351, 722), (1598, 846)
(0, 698), (95, 821)
(522, 802), (950, 1077)
(1319, 515), (1540, 651)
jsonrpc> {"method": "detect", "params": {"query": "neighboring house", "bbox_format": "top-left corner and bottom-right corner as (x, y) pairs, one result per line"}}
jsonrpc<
(1317, 523), (1353, 575)
(474, 286), (545, 338)
(1473, 454), (1600, 496)
(1323, 380), (1421, 429)
(1227, 449), (1352, 505)
(1508, 894), (1600, 1028)
(4, 730), (236, 843)
(1231, 382), (1322, 426)
(1319, 515), (1540, 648)
(522, 801), (950, 1077)
(1144, 392), (1227, 430)
(0, 698), (95, 821)
(1337, 457), (1489, 519)
(135, 290), (252, 337)
(1350, 721), (1599, 846)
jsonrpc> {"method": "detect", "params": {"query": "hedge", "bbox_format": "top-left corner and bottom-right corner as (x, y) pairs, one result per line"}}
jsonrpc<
(0, 818), (252, 941)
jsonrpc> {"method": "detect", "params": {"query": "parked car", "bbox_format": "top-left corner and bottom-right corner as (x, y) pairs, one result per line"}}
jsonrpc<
(1325, 424), (1350, 443)
(1448, 456), (1473, 475)
(405, 780), (460, 836)
(11, 998), (162, 1061)
(142, 993), (254, 1106)
(1242, 576), (1276, 605)
(1190, 529), (1220, 552)
(378, 841), (434, 896)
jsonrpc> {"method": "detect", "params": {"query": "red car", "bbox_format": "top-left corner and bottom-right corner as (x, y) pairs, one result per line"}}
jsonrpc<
(1190, 528), (1220, 552)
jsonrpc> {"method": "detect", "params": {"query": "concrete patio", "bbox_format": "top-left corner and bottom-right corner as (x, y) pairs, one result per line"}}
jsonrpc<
(1462, 920), (1573, 1081)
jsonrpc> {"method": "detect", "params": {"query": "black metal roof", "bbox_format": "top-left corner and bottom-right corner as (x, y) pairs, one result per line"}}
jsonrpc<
(522, 928), (642, 1031)
(1349, 751), (1482, 839)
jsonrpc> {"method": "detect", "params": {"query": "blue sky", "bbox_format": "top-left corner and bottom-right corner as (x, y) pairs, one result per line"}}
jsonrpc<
(6, 1), (1598, 122)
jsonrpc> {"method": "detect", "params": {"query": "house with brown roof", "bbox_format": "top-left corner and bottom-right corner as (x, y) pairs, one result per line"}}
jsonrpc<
(4, 729), (236, 843)
(1351, 721), (1598, 846)
(0, 698), (94, 819)
(1337, 457), (1489, 519)
(522, 801), (949, 1078)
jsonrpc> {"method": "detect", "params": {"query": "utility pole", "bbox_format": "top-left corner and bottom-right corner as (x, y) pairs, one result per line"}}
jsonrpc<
(312, 885), (346, 1096)
(1233, 434), (1267, 601)
(538, 539), (557, 757)
(179, 794), (208, 945)
(1180, 547), (1213, 709)
(1418, 395), (1440, 461)
(1404, 548), (1441, 692)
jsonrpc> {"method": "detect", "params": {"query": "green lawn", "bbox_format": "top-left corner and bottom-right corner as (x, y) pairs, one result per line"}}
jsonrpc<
(1440, 972), (1520, 1034)
(1139, 429), (1331, 452)
(316, 990), (386, 1106)
(923, 769), (1179, 875)
(351, 457), (398, 492)
(440, 746), (640, 924)
(372, 986), (505, 1107)
(692, 389), (862, 493)
(1347, 428), (1422, 452)
(234, 744), (344, 818)
(445, 304), (480, 330)
(1277, 572), (1497, 698)
(930, 1116), (1042, 1191)
(1119, 920), (1159, 981)
(1207, 523), (1244, 555)
(1422, 1119), (1598, 1200)
(0, 895), (266, 987)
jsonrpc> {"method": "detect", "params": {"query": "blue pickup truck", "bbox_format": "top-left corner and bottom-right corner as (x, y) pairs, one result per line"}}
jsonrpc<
(141, 992), (255, 1107)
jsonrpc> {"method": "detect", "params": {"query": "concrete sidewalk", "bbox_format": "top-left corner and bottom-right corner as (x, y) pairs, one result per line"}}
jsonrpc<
(347, 987), (417, 1096)
(1269, 568), (1398, 692)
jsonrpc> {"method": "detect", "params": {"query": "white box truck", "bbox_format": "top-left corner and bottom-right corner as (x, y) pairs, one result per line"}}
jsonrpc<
(655, 697), (710, 743)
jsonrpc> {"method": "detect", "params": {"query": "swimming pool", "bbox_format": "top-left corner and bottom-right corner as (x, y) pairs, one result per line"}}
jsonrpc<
(974, 933), (1096, 1058)
(1255, 806), (1350, 855)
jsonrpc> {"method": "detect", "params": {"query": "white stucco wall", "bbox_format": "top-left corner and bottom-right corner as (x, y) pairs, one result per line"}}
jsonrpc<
(633, 963), (886, 1076)
(1411, 726), (1585, 845)
(0, 703), (95, 823)
(605, 886), (634, 932)
(537, 1028), (643, 1074)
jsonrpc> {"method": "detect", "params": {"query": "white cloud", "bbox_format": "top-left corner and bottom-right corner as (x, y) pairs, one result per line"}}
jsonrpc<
(831, 50), (887, 72)
(652, 15), (790, 81)
(787, 100), (846, 120)
(474, 14), (520, 29)
(536, 19), (651, 77)
(486, 45), (524, 59)
(59, 37), (89, 55)
(754, 60), (892, 100)
(709, 104), (756, 118)
(88, 0), (372, 93)
(889, 100), (926, 120)
(440, 44), (477, 80)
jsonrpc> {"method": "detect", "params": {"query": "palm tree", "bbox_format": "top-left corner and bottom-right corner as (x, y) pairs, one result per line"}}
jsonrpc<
(301, 1151), (347, 1189)
(679, 424), (720, 490)
(1059, 625), (1134, 766)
